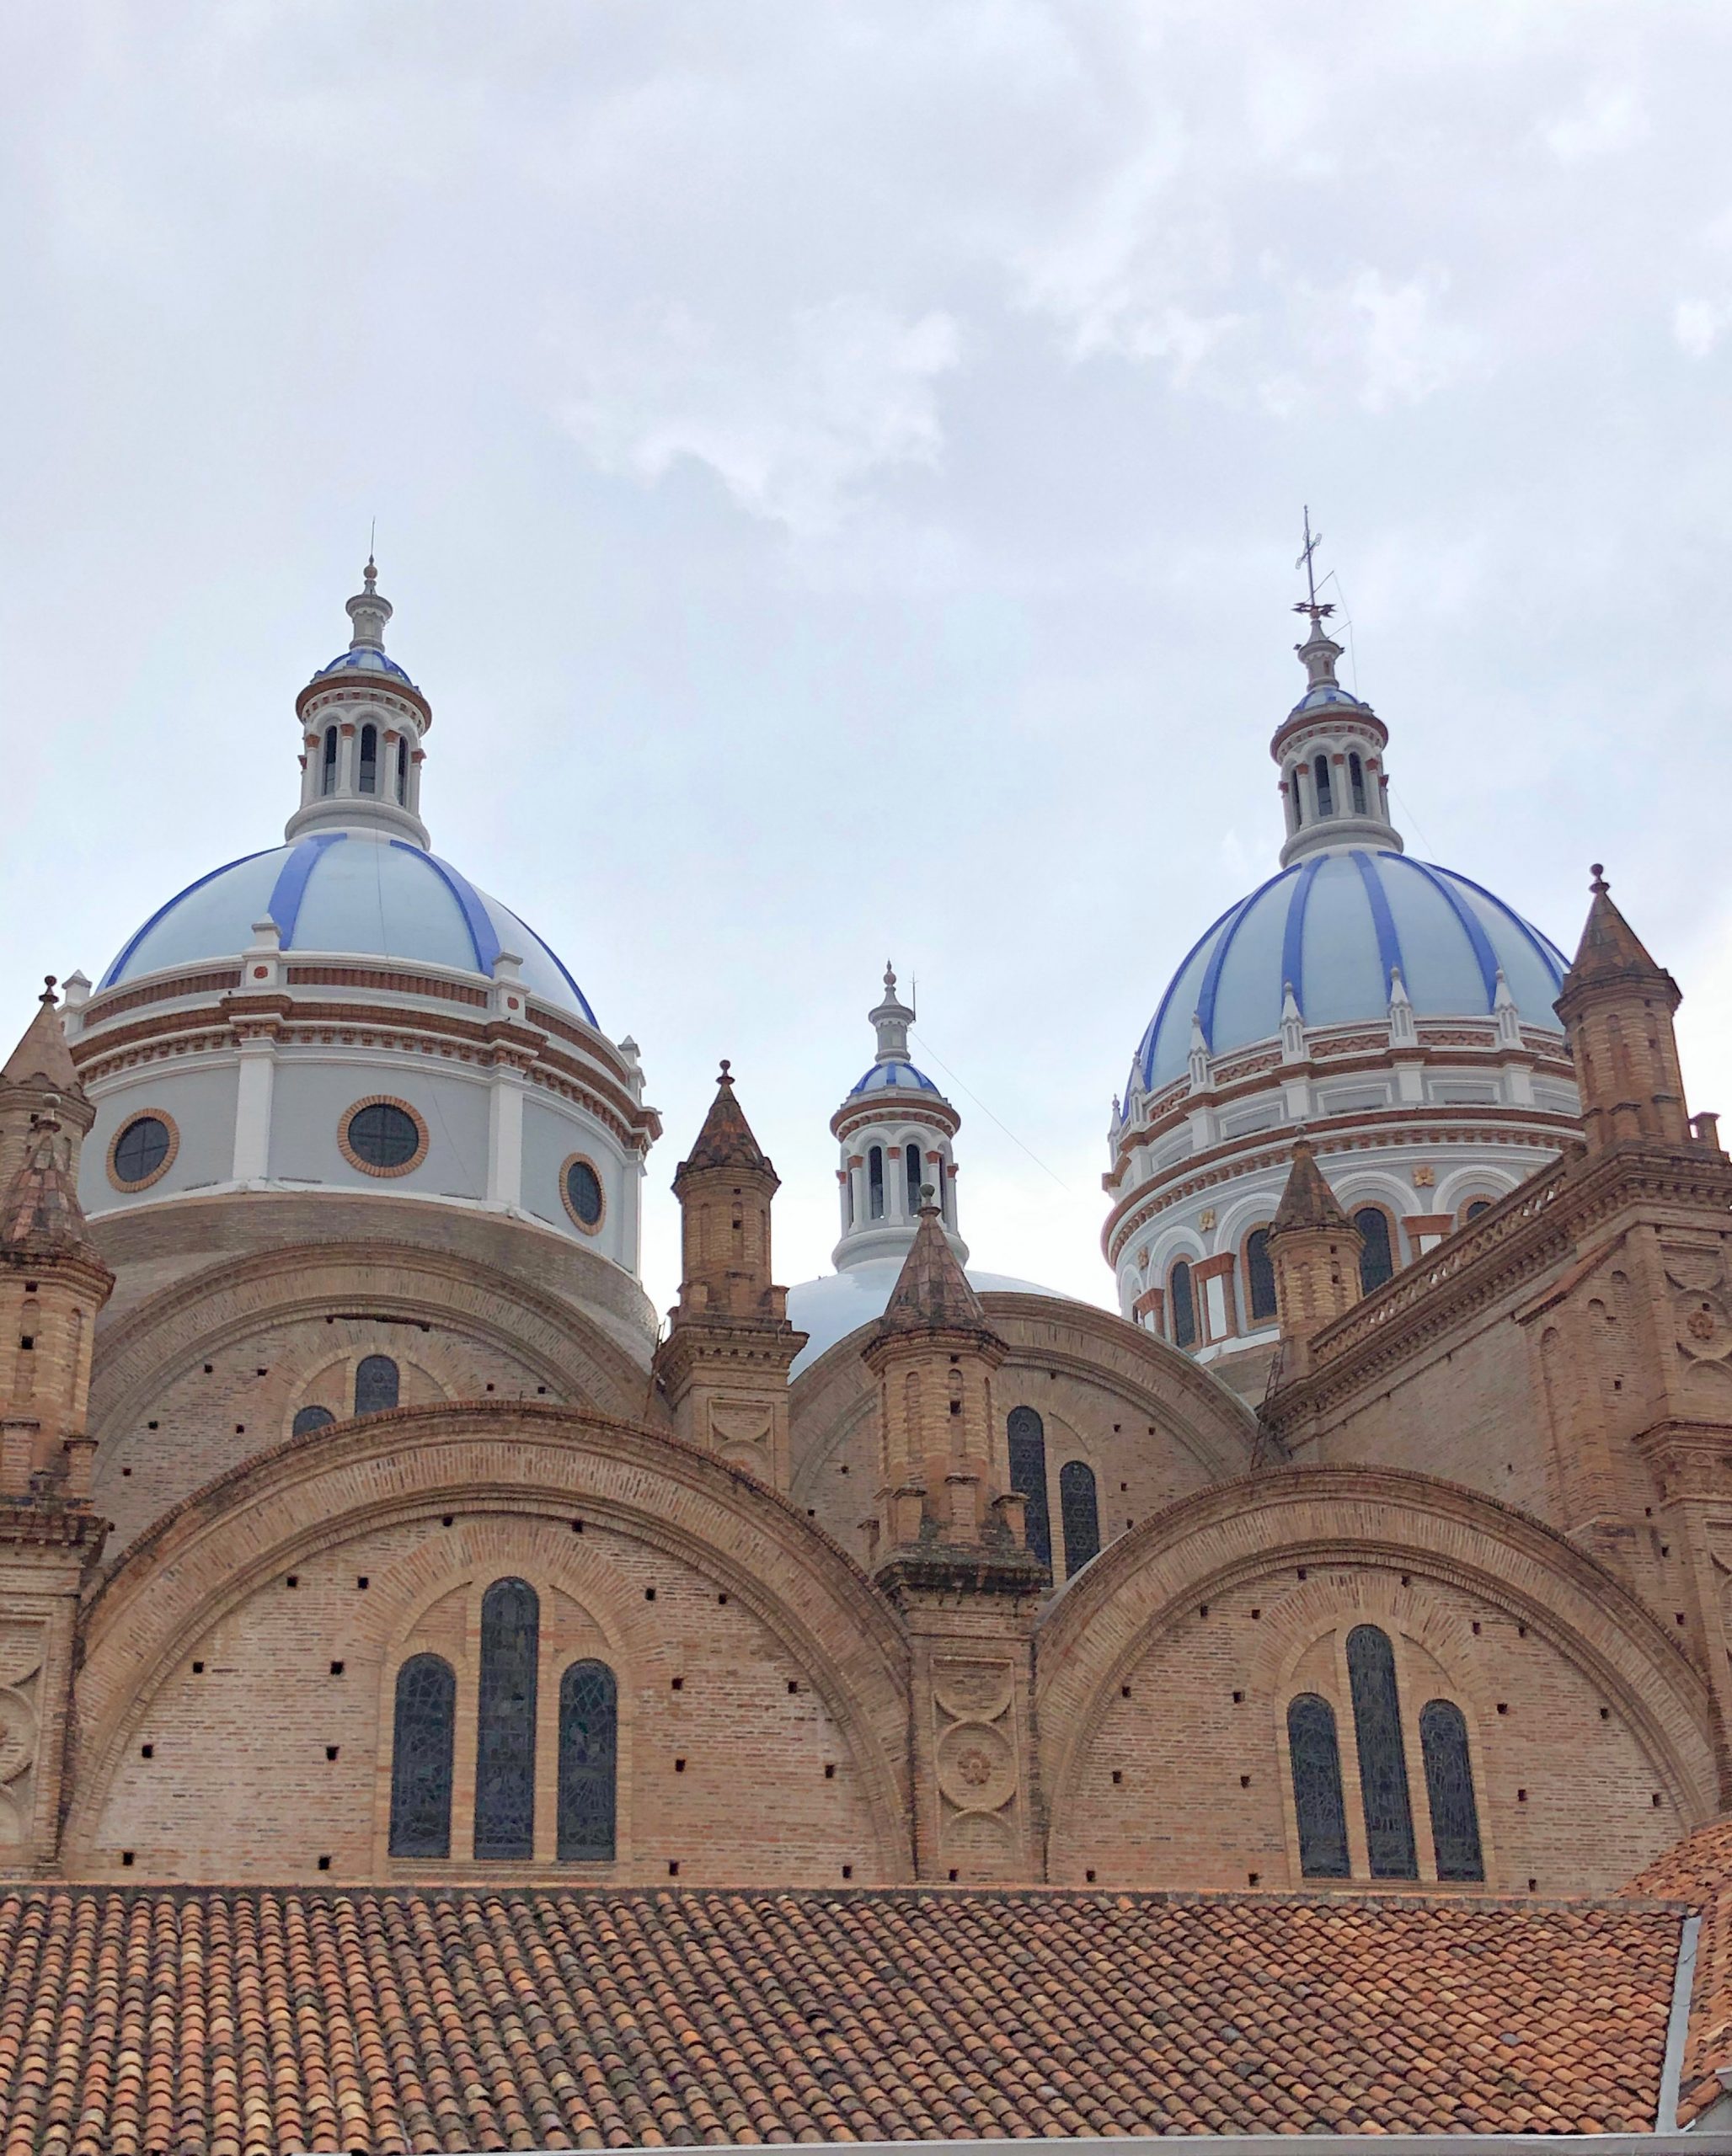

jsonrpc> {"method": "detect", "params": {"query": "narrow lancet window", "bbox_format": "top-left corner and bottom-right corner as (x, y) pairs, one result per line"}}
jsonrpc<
(1354, 1209), (1396, 1294)
(905, 1141), (922, 1214)
(358, 723), (378, 794)
(1245, 1229), (1277, 1323)
(868, 1145), (885, 1220)
(1008, 1406), (1051, 1570)
(475, 1578), (539, 1860)
(1349, 750), (1366, 814)
(558, 1660), (618, 1861)
(1347, 1624), (1417, 1878)
(1419, 1699), (1484, 1881)
(321, 726), (338, 796)
(1287, 1693), (1350, 1877)
(388, 1653), (456, 1858)
(395, 734), (409, 803)
(1059, 1460), (1101, 1575)
(1170, 1261), (1197, 1348)
(1313, 753), (1334, 816)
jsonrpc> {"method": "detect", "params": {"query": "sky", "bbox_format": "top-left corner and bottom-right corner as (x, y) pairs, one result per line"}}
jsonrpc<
(3, 3), (1729, 1321)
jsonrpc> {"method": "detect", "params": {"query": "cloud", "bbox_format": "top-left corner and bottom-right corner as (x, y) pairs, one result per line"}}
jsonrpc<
(1541, 82), (1649, 163)
(1674, 298), (1729, 359)
(558, 296), (962, 535)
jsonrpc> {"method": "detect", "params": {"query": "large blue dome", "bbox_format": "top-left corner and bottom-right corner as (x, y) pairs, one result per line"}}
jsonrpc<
(1131, 848), (1567, 1094)
(100, 829), (595, 1022)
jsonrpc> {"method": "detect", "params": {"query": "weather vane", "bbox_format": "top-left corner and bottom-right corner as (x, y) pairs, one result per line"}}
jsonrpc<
(1293, 505), (1335, 633)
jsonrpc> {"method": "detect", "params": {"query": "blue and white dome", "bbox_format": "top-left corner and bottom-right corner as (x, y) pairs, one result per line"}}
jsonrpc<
(310, 644), (419, 688)
(1131, 849), (1568, 1096)
(847, 1059), (941, 1099)
(99, 829), (596, 1022)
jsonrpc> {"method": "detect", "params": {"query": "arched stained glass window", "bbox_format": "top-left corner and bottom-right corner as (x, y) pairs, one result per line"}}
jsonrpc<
(292, 1404), (335, 1437)
(355, 1355), (399, 1416)
(388, 1652), (456, 1858)
(475, 1577), (539, 1860)
(1313, 752), (1334, 816)
(1419, 1699), (1485, 1881)
(1464, 1198), (1493, 1224)
(1349, 750), (1366, 814)
(321, 726), (338, 796)
(1007, 1406), (1051, 1571)
(558, 1659), (618, 1861)
(1058, 1460), (1101, 1576)
(1245, 1228), (1278, 1323)
(905, 1142), (922, 1214)
(1170, 1261), (1197, 1349)
(1354, 1209), (1396, 1295)
(1287, 1693), (1350, 1878)
(358, 722), (378, 795)
(868, 1145), (885, 1221)
(1346, 1624), (1417, 1878)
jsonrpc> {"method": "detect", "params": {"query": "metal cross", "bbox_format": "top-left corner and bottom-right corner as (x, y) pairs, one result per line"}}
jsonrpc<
(1293, 505), (1335, 629)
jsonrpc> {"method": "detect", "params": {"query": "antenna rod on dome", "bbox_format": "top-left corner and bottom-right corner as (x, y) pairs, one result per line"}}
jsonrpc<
(1293, 506), (1335, 636)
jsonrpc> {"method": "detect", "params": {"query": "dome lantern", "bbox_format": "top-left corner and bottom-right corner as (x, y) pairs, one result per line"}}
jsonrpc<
(828, 965), (965, 1273)
(287, 558), (433, 850)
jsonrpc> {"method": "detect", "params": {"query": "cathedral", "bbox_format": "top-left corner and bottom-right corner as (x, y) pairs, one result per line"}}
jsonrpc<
(2, 558), (1730, 2150)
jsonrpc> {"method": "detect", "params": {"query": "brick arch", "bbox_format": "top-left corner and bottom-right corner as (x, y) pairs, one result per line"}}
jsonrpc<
(1034, 1465), (1718, 1853)
(88, 1241), (661, 1437)
(67, 1403), (912, 1872)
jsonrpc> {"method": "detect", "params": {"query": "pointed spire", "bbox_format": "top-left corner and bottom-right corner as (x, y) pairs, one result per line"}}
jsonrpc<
(673, 1060), (778, 1183)
(0, 1110), (99, 1260)
(1187, 1011), (1211, 1091)
(345, 554), (393, 652)
(2, 979), (79, 1096)
(869, 963), (915, 1064)
(1270, 1136), (1353, 1235)
(879, 1191), (991, 1337)
(1563, 863), (1674, 993)
(1280, 979), (1307, 1062)
(1493, 966), (1522, 1048)
(1387, 963), (1418, 1049)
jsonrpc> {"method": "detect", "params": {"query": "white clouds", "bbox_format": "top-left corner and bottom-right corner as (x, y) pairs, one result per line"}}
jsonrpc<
(559, 297), (962, 535)
(1540, 81), (1649, 164)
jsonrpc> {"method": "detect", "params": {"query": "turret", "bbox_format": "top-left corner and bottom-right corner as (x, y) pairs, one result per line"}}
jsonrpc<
(286, 558), (433, 847)
(1554, 866), (1704, 1156)
(0, 979), (91, 1197)
(830, 966), (965, 1271)
(1267, 1137), (1364, 1371)
(654, 1063), (805, 1486)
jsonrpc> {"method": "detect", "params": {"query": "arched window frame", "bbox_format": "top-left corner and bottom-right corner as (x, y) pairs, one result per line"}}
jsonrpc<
(358, 721), (378, 795)
(354, 1354), (399, 1416)
(321, 725), (339, 796)
(1313, 751), (1334, 817)
(1458, 1197), (1495, 1228)
(1349, 750), (1366, 814)
(1007, 1406), (1051, 1571)
(1168, 1258), (1197, 1349)
(1057, 1460), (1101, 1577)
(1289, 763), (1303, 829)
(904, 1140), (922, 1216)
(395, 733), (409, 804)
(291, 1403), (335, 1438)
(474, 1577), (539, 1860)
(1345, 1623), (1418, 1879)
(1419, 1696), (1485, 1882)
(868, 1145), (885, 1221)
(388, 1652), (456, 1859)
(1243, 1225), (1278, 1325)
(1286, 1692), (1350, 1879)
(1350, 1203), (1399, 1296)
(557, 1658), (619, 1861)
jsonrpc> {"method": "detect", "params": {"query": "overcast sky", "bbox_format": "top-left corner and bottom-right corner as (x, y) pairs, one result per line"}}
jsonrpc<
(3, 3), (1729, 1318)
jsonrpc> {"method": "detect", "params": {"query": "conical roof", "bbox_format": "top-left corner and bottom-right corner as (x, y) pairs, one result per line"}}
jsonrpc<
(2, 983), (80, 1095)
(1270, 1137), (1354, 1236)
(879, 1198), (993, 1338)
(0, 1118), (102, 1263)
(1562, 866), (1675, 995)
(674, 1062), (778, 1183)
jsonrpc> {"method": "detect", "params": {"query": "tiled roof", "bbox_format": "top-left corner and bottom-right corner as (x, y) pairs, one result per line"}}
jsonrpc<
(1627, 1818), (1732, 2127)
(0, 1883), (1681, 2153)
(674, 1067), (775, 1182)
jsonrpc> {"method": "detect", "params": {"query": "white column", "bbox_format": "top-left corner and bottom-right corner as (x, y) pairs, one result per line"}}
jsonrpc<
(486, 1062), (527, 1210)
(232, 1038), (276, 1182)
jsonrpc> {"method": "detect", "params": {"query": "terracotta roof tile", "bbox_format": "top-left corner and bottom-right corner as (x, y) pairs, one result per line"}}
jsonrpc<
(0, 1883), (1681, 2151)
(1626, 1818), (1732, 2127)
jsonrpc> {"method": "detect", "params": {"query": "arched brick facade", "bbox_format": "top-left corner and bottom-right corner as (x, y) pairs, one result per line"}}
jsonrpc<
(67, 1404), (912, 1883)
(1034, 1465), (1718, 1895)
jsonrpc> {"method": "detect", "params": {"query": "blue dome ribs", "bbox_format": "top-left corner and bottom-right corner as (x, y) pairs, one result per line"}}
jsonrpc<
(1195, 868), (1291, 1059)
(1395, 857), (1502, 1011)
(398, 846), (502, 977)
(267, 833), (348, 951)
(1279, 857), (1326, 1020)
(1349, 851), (1404, 1001)
(98, 846), (279, 989)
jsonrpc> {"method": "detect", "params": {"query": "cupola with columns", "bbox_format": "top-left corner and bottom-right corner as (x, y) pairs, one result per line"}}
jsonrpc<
(290, 558), (432, 848)
(831, 967), (965, 1272)
(1104, 524), (1582, 1396)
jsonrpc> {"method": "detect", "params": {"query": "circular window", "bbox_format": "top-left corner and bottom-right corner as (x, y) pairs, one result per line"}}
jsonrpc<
(561, 1154), (606, 1233)
(339, 1097), (428, 1177)
(108, 1111), (178, 1193)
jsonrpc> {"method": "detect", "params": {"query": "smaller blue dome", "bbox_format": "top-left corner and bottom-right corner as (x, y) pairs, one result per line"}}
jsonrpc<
(847, 1059), (941, 1100)
(1286, 682), (1369, 717)
(311, 647), (419, 687)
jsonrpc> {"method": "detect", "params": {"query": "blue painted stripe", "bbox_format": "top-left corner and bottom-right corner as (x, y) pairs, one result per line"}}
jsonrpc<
(495, 905), (598, 1027)
(267, 831), (347, 950)
(1393, 854), (1502, 1010)
(399, 844), (503, 978)
(1417, 859), (1569, 988)
(1349, 849), (1405, 997)
(98, 846), (277, 989)
(1134, 894), (1244, 1090)
(1279, 856), (1325, 1017)
(1195, 867), (1291, 1053)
